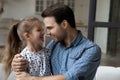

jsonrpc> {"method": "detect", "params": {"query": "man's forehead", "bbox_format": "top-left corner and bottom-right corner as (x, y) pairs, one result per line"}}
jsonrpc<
(43, 17), (56, 22)
(43, 17), (57, 27)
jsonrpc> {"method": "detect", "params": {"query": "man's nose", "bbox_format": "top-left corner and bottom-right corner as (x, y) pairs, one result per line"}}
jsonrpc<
(46, 30), (51, 35)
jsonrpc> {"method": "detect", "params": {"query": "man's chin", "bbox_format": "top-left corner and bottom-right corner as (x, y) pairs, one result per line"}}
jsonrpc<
(54, 39), (63, 43)
(53, 39), (59, 42)
(54, 40), (58, 42)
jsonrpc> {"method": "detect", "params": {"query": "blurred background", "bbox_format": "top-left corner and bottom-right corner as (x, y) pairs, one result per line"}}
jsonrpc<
(0, 0), (120, 67)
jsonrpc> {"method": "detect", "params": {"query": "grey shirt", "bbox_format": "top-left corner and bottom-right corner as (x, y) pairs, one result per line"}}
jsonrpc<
(20, 47), (51, 76)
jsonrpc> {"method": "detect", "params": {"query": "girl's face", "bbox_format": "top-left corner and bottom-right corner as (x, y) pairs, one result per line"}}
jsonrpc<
(28, 21), (44, 46)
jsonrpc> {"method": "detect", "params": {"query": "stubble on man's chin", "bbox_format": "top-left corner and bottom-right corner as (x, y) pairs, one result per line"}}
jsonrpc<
(54, 39), (64, 44)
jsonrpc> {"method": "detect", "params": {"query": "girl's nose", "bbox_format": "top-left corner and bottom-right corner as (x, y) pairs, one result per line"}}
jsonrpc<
(41, 28), (45, 34)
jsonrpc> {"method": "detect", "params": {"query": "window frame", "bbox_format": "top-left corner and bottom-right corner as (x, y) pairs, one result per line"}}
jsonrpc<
(35, 0), (75, 14)
(88, 0), (120, 41)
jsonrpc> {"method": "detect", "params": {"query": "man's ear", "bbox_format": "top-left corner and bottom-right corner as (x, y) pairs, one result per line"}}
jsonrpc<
(23, 32), (30, 40)
(61, 20), (68, 29)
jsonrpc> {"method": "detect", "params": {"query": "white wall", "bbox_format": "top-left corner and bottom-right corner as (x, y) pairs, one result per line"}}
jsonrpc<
(94, 0), (111, 54)
(74, 0), (89, 37)
(1, 0), (41, 19)
(75, 0), (89, 25)
(1, 0), (90, 24)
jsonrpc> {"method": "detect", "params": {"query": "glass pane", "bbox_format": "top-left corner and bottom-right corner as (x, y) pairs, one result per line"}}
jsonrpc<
(36, 6), (39, 12)
(35, 0), (44, 12)
(57, 0), (64, 3)
(67, 0), (74, 11)
(94, 27), (120, 66)
(96, 0), (120, 23)
(109, 0), (120, 23)
(95, 0), (111, 22)
(36, 1), (40, 5)
(46, 0), (54, 7)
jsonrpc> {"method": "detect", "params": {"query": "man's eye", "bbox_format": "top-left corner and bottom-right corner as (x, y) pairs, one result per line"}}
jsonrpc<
(47, 27), (52, 30)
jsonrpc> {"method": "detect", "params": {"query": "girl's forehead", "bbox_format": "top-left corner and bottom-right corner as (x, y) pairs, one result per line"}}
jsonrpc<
(33, 21), (42, 25)
(33, 21), (43, 28)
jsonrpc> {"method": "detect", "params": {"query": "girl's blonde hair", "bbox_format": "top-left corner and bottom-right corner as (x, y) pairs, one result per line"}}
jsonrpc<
(2, 17), (42, 79)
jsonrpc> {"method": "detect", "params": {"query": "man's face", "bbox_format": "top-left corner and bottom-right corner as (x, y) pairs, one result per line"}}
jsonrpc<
(43, 17), (66, 42)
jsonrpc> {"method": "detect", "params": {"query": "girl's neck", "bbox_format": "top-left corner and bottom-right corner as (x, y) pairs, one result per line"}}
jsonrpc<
(26, 44), (42, 52)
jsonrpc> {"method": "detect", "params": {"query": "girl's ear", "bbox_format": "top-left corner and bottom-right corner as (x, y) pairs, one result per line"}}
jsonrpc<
(23, 32), (30, 40)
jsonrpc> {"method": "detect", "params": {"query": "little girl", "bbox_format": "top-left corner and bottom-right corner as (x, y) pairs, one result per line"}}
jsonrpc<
(2, 17), (51, 79)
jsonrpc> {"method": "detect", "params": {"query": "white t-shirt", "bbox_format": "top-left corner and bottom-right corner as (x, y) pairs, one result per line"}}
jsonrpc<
(20, 47), (51, 76)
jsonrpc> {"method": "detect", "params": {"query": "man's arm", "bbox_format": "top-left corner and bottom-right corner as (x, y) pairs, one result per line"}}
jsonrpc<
(12, 54), (28, 71)
(36, 75), (66, 80)
(63, 45), (101, 80)
(44, 75), (65, 80)
(15, 72), (66, 80)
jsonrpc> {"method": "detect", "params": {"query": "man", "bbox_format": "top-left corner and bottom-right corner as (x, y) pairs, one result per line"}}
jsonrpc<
(12, 3), (101, 80)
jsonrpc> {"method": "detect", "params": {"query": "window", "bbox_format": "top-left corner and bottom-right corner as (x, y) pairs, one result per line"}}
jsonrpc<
(88, 0), (120, 66)
(57, 0), (64, 4)
(35, 0), (75, 13)
(35, 0), (44, 13)
(67, 0), (74, 11)
(46, 0), (54, 8)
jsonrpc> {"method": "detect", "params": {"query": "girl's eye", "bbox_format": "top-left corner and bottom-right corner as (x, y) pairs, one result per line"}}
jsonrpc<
(37, 29), (41, 31)
(37, 29), (40, 31)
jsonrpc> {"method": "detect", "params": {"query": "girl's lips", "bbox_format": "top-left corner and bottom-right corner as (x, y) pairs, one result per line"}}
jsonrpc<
(40, 37), (44, 41)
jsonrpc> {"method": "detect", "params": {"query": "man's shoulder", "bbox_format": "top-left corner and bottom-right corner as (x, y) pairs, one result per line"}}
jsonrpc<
(83, 39), (101, 54)
(80, 37), (101, 50)
(77, 38), (101, 59)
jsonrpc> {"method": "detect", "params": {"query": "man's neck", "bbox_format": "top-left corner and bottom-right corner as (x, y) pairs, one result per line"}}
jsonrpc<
(64, 29), (78, 46)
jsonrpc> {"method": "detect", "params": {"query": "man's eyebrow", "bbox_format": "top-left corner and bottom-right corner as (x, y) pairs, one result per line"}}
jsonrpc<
(46, 26), (53, 28)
